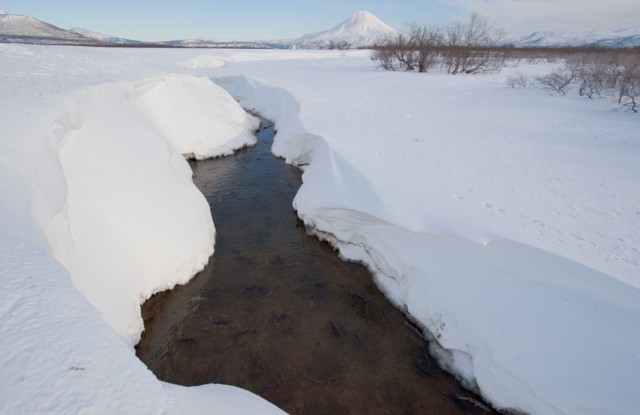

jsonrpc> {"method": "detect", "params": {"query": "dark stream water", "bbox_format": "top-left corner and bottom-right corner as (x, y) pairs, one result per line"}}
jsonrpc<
(136, 117), (497, 415)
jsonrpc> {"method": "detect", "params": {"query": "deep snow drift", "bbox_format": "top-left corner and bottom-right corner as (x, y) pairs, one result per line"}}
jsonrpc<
(0, 44), (281, 414)
(213, 57), (640, 415)
(1, 44), (639, 415)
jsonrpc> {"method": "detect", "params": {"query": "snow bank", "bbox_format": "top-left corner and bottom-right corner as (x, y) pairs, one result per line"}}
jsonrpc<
(1, 44), (281, 414)
(296, 206), (640, 415)
(215, 76), (321, 166)
(133, 74), (259, 160)
(2, 43), (639, 415)
(211, 59), (640, 415)
(45, 73), (258, 342)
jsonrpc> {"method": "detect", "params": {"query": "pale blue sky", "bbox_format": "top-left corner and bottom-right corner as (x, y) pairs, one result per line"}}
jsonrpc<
(1, 0), (639, 41)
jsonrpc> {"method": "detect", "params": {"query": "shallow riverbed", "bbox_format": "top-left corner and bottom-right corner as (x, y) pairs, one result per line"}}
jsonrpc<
(136, 116), (496, 415)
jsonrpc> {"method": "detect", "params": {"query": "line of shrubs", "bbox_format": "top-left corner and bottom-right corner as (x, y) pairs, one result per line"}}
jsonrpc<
(371, 13), (640, 112)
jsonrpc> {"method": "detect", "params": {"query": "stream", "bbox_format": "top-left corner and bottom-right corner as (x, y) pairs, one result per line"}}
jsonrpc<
(135, 116), (497, 415)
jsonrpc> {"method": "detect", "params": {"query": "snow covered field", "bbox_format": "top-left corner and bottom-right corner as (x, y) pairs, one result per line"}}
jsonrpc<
(1, 44), (639, 414)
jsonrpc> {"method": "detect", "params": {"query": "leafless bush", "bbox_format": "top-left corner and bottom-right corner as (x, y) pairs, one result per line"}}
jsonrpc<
(371, 24), (443, 72)
(563, 53), (616, 98)
(442, 12), (507, 74)
(370, 39), (399, 71)
(533, 49), (639, 112)
(536, 68), (576, 95)
(371, 13), (506, 75)
(407, 23), (444, 73)
(329, 40), (351, 50)
(371, 32), (419, 71)
(506, 71), (530, 88)
(617, 54), (640, 112)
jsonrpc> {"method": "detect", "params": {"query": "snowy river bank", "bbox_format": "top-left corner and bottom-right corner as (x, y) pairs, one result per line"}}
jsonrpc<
(136, 116), (495, 414)
(1, 45), (639, 415)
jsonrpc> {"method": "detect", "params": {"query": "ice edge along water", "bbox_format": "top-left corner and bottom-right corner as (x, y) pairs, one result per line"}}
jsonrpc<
(2, 45), (639, 415)
(215, 74), (640, 415)
(0, 49), (285, 413)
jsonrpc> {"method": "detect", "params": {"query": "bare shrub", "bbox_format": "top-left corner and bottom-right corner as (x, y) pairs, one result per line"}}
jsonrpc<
(536, 65), (578, 95)
(371, 13), (506, 75)
(442, 12), (507, 75)
(617, 54), (640, 112)
(372, 24), (443, 72)
(371, 32), (419, 71)
(407, 23), (444, 73)
(506, 71), (530, 89)
(329, 40), (351, 51)
(531, 48), (639, 113)
(565, 52), (615, 98)
(371, 39), (400, 71)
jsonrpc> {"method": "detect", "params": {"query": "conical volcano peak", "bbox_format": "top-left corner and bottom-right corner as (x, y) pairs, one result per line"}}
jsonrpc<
(351, 10), (375, 20)
(298, 10), (399, 48)
(344, 10), (390, 30)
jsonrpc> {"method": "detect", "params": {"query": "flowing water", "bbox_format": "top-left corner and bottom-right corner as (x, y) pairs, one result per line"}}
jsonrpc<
(136, 116), (497, 415)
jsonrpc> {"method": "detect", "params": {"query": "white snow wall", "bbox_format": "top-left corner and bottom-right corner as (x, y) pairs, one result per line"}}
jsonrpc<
(1, 64), (286, 414)
(215, 75), (640, 415)
(44, 74), (258, 342)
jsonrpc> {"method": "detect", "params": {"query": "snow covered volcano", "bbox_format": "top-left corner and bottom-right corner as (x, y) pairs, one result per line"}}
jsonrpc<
(0, 9), (101, 45)
(69, 27), (144, 45)
(504, 27), (640, 47)
(296, 10), (399, 49)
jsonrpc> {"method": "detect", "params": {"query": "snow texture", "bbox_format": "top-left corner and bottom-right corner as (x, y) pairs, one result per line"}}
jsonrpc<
(1, 44), (639, 415)
(297, 10), (399, 48)
(505, 27), (640, 47)
(0, 11), (97, 44)
(212, 55), (640, 415)
(0, 44), (280, 414)
(69, 27), (143, 45)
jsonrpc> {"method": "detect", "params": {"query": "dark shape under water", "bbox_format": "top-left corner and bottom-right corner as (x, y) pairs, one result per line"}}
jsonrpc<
(136, 117), (497, 415)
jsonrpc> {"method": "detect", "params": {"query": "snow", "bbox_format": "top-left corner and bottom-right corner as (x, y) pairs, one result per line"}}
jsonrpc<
(69, 27), (112, 40)
(68, 27), (142, 45)
(505, 27), (640, 47)
(0, 11), (92, 42)
(0, 44), (280, 414)
(46, 73), (258, 341)
(1, 43), (639, 415)
(212, 57), (640, 415)
(297, 10), (399, 48)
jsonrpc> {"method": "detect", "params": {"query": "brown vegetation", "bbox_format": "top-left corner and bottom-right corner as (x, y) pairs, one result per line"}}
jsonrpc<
(533, 49), (640, 112)
(372, 13), (640, 112)
(371, 13), (508, 75)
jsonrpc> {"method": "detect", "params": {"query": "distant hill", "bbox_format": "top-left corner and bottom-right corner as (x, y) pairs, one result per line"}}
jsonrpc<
(0, 9), (102, 45)
(69, 27), (144, 45)
(294, 10), (399, 49)
(504, 28), (640, 48)
(3, 8), (638, 50)
(162, 38), (291, 49)
(161, 11), (399, 49)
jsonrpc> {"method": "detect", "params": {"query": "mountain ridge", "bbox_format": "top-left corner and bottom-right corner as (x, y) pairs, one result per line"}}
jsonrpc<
(295, 10), (399, 48)
(505, 27), (640, 48)
(0, 10), (102, 45)
(69, 27), (144, 45)
(2, 9), (639, 49)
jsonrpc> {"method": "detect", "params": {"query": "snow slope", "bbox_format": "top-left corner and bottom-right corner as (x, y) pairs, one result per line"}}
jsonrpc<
(163, 10), (399, 49)
(69, 27), (143, 45)
(0, 44), (280, 414)
(297, 10), (399, 48)
(0, 10), (99, 45)
(2, 44), (639, 415)
(211, 56), (640, 415)
(45, 74), (259, 341)
(505, 27), (640, 47)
